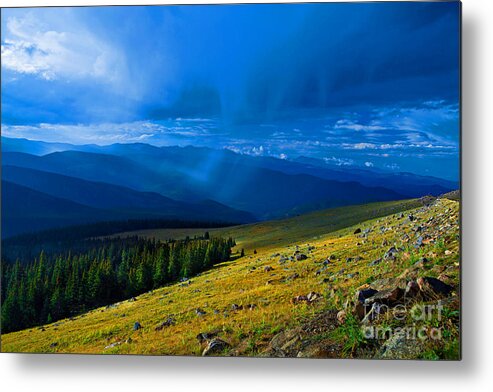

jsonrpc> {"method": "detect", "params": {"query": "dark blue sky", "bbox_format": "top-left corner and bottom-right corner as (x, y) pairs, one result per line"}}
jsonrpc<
(1, 2), (460, 180)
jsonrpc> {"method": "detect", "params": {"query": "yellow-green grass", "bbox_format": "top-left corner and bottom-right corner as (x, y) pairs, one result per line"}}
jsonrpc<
(1, 198), (460, 357)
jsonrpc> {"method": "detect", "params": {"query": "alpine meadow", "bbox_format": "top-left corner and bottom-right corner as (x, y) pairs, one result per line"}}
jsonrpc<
(0, 2), (461, 359)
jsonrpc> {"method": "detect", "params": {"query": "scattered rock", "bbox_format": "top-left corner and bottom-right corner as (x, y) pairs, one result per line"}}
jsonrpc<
(356, 288), (379, 304)
(368, 258), (382, 267)
(196, 331), (219, 343)
(336, 310), (347, 324)
(286, 273), (300, 281)
(416, 277), (453, 297)
(375, 330), (423, 359)
(104, 341), (122, 350)
(369, 278), (407, 291)
(133, 322), (142, 331)
(384, 247), (399, 259)
(202, 338), (230, 356)
(307, 292), (323, 302)
(354, 228), (362, 234)
(291, 295), (308, 304)
(365, 287), (404, 306)
(264, 266), (274, 272)
(295, 253), (308, 261)
(267, 328), (303, 357)
(437, 274), (453, 285)
(414, 257), (430, 268)
(155, 318), (175, 331)
(195, 308), (207, 316)
(291, 292), (322, 305)
(404, 280), (421, 299)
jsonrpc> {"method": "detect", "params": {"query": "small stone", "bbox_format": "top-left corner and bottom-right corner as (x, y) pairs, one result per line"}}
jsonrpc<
(291, 295), (308, 304)
(404, 280), (421, 299)
(414, 257), (430, 268)
(365, 287), (404, 306)
(384, 247), (399, 259)
(202, 338), (230, 356)
(417, 277), (453, 297)
(354, 228), (362, 234)
(337, 310), (347, 324)
(155, 318), (175, 331)
(306, 292), (322, 302)
(356, 288), (379, 304)
(376, 330), (423, 359)
(196, 331), (218, 343)
(133, 322), (142, 331)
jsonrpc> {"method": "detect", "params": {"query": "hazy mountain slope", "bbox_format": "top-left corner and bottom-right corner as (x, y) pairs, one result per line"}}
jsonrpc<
(2, 151), (187, 196)
(2, 165), (255, 224)
(1, 137), (86, 156)
(66, 142), (457, 197)
(1, 181), (117, 238)
(2, 150), (405, 219)
(2, 137), (456, 199)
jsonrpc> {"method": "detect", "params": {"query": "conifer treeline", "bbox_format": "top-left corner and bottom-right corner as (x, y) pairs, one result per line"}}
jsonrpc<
(1, 234), (235, 333)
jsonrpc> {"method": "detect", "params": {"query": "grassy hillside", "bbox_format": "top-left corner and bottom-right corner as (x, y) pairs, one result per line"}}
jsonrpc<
(1, 197), (460, 359)
(108, 198), (424, 252)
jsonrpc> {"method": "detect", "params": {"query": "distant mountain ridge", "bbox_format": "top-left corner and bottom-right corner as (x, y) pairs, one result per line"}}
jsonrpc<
(2, 150), (406, 220)
(1, 136), (457, 237)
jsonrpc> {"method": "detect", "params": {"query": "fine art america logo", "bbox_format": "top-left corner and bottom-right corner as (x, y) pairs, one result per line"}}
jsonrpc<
(361, 303), (444, 341)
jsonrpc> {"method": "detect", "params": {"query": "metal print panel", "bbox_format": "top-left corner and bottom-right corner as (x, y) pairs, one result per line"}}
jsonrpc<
(0, 1), (461, 359)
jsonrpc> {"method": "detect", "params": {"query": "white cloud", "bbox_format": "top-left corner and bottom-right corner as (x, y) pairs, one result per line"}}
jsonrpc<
(364, 161), (374, 167)
(385, 163), (401, 171)
(334, 119), (387, 132)
(323, 156), (354, 166)
(1, 13), (124, 82)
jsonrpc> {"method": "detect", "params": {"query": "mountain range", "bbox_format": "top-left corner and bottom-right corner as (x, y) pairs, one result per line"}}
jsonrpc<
(1, 136), (457, 238)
